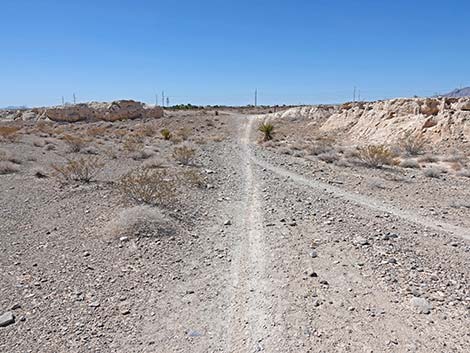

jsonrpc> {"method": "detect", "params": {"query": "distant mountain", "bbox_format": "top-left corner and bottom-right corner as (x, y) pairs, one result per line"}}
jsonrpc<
(441, 87), (470, 98)
(0, 105), (29, 110)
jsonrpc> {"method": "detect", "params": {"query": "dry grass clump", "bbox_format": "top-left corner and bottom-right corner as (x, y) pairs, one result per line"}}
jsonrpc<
(106, 205), (174, 238)
(423, 166), (442, 178)
(160, 128), (171, 140)
(182, 169), (205, 188)
(278, 146), (293, 155)
(136, 123), (157, 137)
(118, 167), (176, 205)
(305, 137), (336, 156)
(172, 144), (196, 165)
(357, 145), (396, 168)
(210, 135), (225, 143)
(398, 133), (426, 156)
(258, 122), (274, 141)
(0, 149), (22, 165)
(0, 161), (19, 174)
(0, 126), (21, 142)
(176, 127), (191, 141)
(123, 134), (144, 152)
(51, 157), (104, 183)
(63, 134), (88, 152)
(399, 158), (420, 169)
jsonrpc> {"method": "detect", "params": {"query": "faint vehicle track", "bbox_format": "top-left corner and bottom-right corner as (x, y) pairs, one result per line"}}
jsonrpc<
(245, 116), (470, 241)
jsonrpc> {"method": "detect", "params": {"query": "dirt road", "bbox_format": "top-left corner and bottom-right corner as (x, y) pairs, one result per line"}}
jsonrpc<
(1, 113), (469, 352)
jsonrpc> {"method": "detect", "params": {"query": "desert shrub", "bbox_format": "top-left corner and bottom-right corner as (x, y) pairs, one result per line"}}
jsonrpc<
(215, 111), (219, 116)
(0, 161), (19, 174)
(51, 157), (104, 183)
(210, 135), (225, 142)
(0, 126), (21, 142)
(0, 150), (22, 164)
(318, 151), (339, 163)
(160, 128), (171, 140)
(182, 169), (205, 188)
(423, 167), (442, 178)
(305, 137), (336, 156)
(441, 152), (467, 163)
(123, 134), (144, 152)
(398, 133), (426, 156)
(399, 158), (420, 169)
(176, 127), (191, 141)
(118, 167), (176, 205)
(137, 123), (157, 137)
(106, 205), (174, 238)
(357, 145), (396, 168)
(63, 134), (87, 152)
(172, 144), (196, 165)
(258, 122), (274, 141)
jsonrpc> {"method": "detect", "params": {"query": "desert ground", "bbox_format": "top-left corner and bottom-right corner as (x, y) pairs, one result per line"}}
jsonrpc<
(0, 100), (469, 353)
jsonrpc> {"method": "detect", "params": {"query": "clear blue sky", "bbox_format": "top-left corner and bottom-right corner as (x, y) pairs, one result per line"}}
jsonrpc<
(1, 0), (469, 107)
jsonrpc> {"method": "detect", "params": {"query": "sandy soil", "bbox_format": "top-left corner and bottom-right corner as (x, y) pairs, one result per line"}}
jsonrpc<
(0, 110), (469, 352)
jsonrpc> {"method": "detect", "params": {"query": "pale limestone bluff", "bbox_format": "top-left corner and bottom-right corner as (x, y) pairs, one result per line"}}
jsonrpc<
(265, 97), (470, 145)
(0, 100), (163, 122)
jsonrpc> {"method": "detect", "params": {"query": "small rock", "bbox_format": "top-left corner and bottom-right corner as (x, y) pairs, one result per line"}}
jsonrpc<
(0, 312), (15, 327)
(88, 302), (100, 308)
(309, 250), (318, 258)
(119, 236), (129, 242)
(224, 220), (232, 226)
(306, 269), (318, 278)
(410, 297), (432, 314)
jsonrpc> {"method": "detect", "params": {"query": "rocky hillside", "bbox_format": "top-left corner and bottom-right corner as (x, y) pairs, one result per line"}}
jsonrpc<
(441, 87), (470, 98)
(0, 100), (163, 122)
(264, 97), (470, 147)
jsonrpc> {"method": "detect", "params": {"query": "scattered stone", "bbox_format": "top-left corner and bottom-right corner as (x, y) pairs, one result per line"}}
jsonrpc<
(410, 297), (432, 314)
(355, 237), (369, 246)
(223, 220), (232, 226)
(309, 250), (318, 258)
(0, 312), (15, 327)
(306, 269), (318, 278)
(119, 236), (129, 242)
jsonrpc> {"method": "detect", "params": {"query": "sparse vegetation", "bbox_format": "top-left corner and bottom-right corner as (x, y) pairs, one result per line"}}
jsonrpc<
(398, 133), (426, 156)
(63, 134), (87, 152)
(160, 128), (171, 140)
(182, 169), (205, 188)
(357, 145), (396, 168)
(172, 144), (196, 165)
(258, 122), (274, 141)
(0, 126), (21, 142)
(123, 134), (144, 152)
(118, 167), (176, 205)
(51, 157), (104, 183)
(106, 205), (174, 238)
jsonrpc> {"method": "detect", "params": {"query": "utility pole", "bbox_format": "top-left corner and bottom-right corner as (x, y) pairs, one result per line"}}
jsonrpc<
(73, 93), (76, 105)
(255, 89), (258, 107)
(358, 90), (361, 102)
(162, 91), (165, 107)
(166, 97), (169, 107)
(155, 94), (158, 106)
(353, 86), (356, 103)
(61, 96), (65, 106)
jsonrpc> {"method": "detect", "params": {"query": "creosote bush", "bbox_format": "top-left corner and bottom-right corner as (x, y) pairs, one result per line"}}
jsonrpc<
(160, 128), (171, 140)
(172, 144), (196, 165)
(258, 122), (274, 141)
(357, 145), (396, 168)
(51, 157), (104, 183)
(182, 169), (205, 188)
(118, 167), (176, 205)
(0, 161), (19, 174)
(123, 134), (144, 152)
(398, 133), (426, 156)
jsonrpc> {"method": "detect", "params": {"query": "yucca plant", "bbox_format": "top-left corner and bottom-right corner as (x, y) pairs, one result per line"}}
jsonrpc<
(258, 122), (274, 141)
(160, 128), (171, 140)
